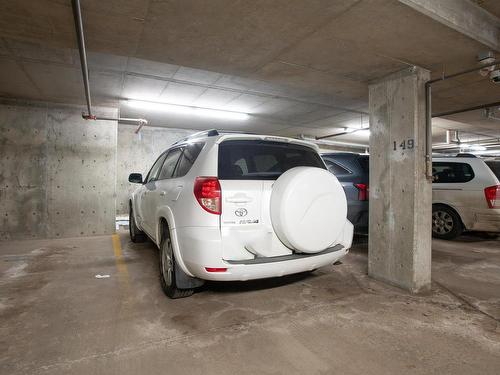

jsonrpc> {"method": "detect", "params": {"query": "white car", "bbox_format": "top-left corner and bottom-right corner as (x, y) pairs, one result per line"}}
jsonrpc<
(432, 155), (500, 239)
(128, 130), (354, 298)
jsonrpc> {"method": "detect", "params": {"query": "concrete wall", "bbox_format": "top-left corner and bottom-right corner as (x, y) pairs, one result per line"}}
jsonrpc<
(116, 125), (195, 216)
(0, 102), (118, 240)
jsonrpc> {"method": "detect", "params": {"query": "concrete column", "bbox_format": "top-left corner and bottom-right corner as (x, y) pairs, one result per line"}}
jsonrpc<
(368, 66), (431, 293)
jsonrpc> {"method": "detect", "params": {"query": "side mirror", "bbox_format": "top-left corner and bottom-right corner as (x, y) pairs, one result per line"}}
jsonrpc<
(128, 173), (143, 184)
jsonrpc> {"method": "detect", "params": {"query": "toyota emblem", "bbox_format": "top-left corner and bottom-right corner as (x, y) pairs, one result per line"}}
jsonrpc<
(235, 208), (248, 217)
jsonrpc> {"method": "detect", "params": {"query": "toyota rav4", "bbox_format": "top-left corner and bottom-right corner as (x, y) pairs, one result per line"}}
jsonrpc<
(128, 130), (353, 298)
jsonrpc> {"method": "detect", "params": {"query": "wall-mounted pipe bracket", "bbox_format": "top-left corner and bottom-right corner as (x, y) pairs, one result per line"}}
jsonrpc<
(81, 113), (149, 133)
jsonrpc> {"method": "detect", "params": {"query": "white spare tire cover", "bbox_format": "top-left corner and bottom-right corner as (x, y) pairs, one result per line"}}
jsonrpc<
(270, 167), (347, 254)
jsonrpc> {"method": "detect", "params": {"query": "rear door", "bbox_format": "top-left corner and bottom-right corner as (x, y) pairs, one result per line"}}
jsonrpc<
(147, 147), (184, 238)
(217, 139), (326, 260)
(152, 142), (205, 231)
(432, 161), (478, 218)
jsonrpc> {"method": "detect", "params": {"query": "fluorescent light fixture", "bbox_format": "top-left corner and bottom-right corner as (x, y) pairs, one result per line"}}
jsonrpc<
(469, 149), (500, 155)
(469, 144), (487, 151)
(356, 129), (370, 136)
(343, 127), (370, 136)
(126, 100), (249, 121)
(461, 144), (487, 151)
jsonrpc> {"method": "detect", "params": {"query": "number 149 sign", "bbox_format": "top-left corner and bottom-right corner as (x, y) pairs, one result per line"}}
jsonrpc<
(393, 139), (415, 151)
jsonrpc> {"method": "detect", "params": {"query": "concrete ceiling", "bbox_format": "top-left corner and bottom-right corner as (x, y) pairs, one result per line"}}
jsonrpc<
(0, 0), (499, 147)
(473, 0), (500, 18)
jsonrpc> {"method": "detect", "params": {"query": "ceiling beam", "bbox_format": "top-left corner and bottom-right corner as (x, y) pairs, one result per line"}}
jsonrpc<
(399, 0), (500, 51)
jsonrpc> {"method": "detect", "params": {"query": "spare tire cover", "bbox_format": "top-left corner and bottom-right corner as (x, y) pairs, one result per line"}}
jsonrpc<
(270, 166), (347, 253)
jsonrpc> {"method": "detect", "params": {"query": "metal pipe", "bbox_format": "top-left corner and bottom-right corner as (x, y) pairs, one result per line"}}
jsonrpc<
(72, 0), (148, 132)
(317, 131), (352, 139)
(300, 135), (367, 149)
(83, 115), (149, 133)
(433, 145), (500, 151)
(486, 107), (500, 121)
(424, 59), (499, 179)
(428, 60), (500, 84)
(433, 138), (500, 149)
(317, 127), (368, 140)
(432, 101), (500, 118)
(425, 82), (433, 179)
(71, 0), (92, 118)
(91, 116), (148, 123)
(133, 120), (147, 134)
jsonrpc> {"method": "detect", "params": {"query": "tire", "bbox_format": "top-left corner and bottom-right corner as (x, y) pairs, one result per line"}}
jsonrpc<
(432, 205), (463, 240)
(159, 233), (194, 299)
(270, 167), (347, 253)
(129, 204), (146, 243)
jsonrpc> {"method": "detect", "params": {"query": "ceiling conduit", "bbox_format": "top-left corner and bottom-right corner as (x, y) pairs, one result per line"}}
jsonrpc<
(425, 59), (500, 178)
(71, 0), (147, 133)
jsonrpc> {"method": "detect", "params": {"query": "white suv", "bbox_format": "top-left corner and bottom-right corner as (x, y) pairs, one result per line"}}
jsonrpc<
(128, 130), (353, 298)
(432, 155), (500, 239)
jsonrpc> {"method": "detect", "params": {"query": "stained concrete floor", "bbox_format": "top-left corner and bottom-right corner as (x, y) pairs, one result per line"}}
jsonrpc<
(1, 231), (499, 375)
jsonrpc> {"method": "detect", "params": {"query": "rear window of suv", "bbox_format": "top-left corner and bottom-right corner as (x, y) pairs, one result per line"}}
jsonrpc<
(432, 162), (474, 183)
(485, 161), (500, 179)
(218, 140), (325, 180)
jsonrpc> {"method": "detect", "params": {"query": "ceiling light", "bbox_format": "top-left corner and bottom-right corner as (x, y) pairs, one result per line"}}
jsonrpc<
(461, 144), (487, 152)
(356, 129), (371, 136)
(469, 144), (487, 151)
(126, 100), (249, 121)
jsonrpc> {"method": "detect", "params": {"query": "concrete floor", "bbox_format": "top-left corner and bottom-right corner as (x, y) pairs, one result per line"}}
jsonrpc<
(1, 231), (499, 375)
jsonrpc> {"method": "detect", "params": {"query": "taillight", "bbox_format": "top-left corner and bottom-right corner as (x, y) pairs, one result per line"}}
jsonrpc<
(354, 183), (368, 201)
(194, 177), (221, 215)
(484, 185), (500, 208)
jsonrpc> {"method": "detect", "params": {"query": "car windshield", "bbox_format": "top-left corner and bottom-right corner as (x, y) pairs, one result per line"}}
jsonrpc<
(218, 140), (325, 180)
(485, 160), (500, 179)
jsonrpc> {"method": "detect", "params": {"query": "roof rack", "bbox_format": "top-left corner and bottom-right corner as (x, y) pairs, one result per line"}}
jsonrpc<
(172, 129), (260, 145)
(172, 129), (219, 145)
(456, 153), (477, 158)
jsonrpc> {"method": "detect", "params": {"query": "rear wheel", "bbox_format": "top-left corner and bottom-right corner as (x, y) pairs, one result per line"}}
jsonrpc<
(432, 205), (463, 240)
(129, 204), (146, 243)
(159, 233), (194, 299)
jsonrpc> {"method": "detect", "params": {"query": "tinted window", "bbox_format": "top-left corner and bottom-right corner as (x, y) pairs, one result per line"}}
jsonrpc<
(357, 156), (369, 173)
(218, 140), (325, 180)
(173, 142), (204, 178)
(325, 160), (351, 175)
(485, 161), (500, 179)
(158, 148), (183, 180)
(432, 162), (474, 183)
(145, 153), (167, 183)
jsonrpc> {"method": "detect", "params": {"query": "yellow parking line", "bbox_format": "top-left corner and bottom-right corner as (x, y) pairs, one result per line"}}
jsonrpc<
(112, 233), (129, 284)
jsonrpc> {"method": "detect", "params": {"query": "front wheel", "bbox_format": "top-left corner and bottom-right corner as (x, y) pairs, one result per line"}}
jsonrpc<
(432, 206), (463, 240)
(159, 235), (194, 299)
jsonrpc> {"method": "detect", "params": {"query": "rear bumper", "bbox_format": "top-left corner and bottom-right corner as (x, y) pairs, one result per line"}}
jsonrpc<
(173, 223), (352, 281)
(468, 209), (500, 232)
(189, 246), (348, 281)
